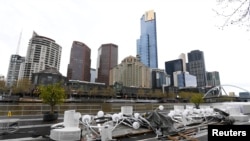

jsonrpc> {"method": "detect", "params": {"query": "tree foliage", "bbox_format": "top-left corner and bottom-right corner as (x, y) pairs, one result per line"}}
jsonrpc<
(0, 80), (7, 94)
(13, 78), (32, 95)
(190, 93), (204, 109)
(179, 91), (204, 108)
(38, 83), (66, 113)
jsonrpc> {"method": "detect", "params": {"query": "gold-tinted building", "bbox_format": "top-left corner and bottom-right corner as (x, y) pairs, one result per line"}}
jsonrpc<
(109, 55), (151, 88)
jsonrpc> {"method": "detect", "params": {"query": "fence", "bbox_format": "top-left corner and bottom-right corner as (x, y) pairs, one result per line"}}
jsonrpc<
(0, 102), (178, 117)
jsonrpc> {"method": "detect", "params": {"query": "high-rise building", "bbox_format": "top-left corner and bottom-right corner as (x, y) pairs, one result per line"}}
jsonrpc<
(96, 43), (118, 85)
(174, 71), (197, 88)
(19, 32), (62, 81)
(137, 10), (158, 68)
(179, 53), (187, 72)
(187, 50), (207, 88)
(165, 59), (183, 86)
(109, 56), (151, 88)
(151, 68), (168, 89)
(6, 55), (25, 87)
(67, 41), (91, 81)
(206, 71), (220, 87)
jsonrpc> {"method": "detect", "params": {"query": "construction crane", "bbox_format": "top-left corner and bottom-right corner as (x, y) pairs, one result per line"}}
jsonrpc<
(16, 30), (22, 55)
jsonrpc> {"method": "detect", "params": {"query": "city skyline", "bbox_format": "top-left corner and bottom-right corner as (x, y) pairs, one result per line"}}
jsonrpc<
(0, 0), (250, 93)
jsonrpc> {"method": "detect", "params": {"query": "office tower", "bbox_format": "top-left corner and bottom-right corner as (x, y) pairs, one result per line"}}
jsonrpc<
(6, 55), (25, 87)
(96, 43), (118, 85)
(109, 55), (151, 88)
(165, 59), (183, 86)
(173, 71), (197, 88)
(179, 53), (187, 72)
(19, 32), (62, 81)
(187, 50), (207, 88)
(151, 68), (168, 89)
(67, 41), (91, 81)
(137, 10), (158, 68)
(206, 71), (220, 87)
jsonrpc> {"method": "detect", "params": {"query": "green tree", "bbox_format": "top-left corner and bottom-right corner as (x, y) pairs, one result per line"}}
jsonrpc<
(38, 83), (66, 114)
(190, 93), (204, 109)
(178, 91), (192, 102)
(89, 86), (98, 98)
(154, 89), (164, 99)
(13, 78), (33, 96)
(137, 88), (145, 99)
(0, 80), (7, 94)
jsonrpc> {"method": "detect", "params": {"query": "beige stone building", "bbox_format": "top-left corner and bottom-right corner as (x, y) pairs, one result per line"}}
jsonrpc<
(109, 55), (151, 88)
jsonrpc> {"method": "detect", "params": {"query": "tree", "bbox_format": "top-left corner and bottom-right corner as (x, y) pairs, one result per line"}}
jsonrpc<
(190, 93), (204, 109)
(38, 83), (66, 114)
(137, 88), (145, 99)
(89, 86), (98, 98)
(214, 0), (250, 29)
(13, 78), (32, 96)
(178, 91), (205, 108)
(0, 80), (7, 94)
(178, 91), (192, 102)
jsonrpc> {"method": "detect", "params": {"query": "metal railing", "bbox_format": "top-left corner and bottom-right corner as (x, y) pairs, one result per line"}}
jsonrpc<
(0, 103), (178, 117)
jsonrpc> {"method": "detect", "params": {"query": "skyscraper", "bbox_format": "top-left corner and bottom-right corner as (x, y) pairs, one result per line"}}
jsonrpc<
(187, 50), (207, 88)
(96, 43), (118, 85)
(6, 54), (25, 87)
(151, 68), (168, 89)
(206, 71), (220, 87)
(67, 41), (91, 81)
(179, 53), (187, 72)
(137, 10), (158, 68)
(165, 59), (183, 86)
(19, 32), (62, 81)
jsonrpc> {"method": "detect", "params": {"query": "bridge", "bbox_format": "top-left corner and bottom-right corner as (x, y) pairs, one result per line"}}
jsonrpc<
(203, 84), (250, 102)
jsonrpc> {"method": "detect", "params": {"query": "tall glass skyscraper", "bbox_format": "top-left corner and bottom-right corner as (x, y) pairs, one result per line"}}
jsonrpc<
(137, 10), (158, 68)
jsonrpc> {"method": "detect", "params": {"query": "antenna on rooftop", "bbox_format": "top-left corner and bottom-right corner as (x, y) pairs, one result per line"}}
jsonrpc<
(16, 29), (23, 55)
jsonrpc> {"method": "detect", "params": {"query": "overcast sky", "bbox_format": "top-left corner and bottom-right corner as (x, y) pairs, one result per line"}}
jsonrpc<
(0, 0), (249, 93)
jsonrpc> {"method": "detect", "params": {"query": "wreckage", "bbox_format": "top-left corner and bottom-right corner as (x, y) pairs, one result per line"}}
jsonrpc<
(49, 103), (250, 141)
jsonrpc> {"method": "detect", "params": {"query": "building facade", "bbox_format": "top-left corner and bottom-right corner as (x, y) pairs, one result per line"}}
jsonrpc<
(187, 50), (207, 88)
(179, 53), (187, 72)
(67, 41), (91, 81)
(32, 67), (67, 86)
(19, 32), (62, 81)
(96, 43), (118, 85)
(90, 68), (96, 83)
(165, 59), (183, 86)
(151, 68), (168, 89)
(174, 71), (197, 88)
(6, 54), (25, 87)
(137, 10), (158, 68)
(109, 56), (151, 88)
(206, 71), (221, 87)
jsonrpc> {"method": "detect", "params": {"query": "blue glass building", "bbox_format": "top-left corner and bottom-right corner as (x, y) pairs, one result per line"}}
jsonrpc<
(137, 10), (158, 68)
